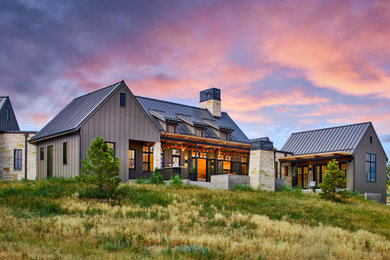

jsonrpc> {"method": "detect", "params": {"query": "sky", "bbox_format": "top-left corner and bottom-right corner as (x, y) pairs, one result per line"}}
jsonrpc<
(1, 0), (390, 156)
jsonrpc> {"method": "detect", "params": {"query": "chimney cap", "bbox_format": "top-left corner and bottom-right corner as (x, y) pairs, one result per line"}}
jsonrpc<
(200, 88), (221, 102)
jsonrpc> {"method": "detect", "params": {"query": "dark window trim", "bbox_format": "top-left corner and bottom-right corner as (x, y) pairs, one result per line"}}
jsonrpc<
(129, 149), (136, 170)
(105, 141), (116, 157)
(365, 153), (376, 182)
(40, 147), (44, 161)
(63, 142), (68, 165)
(120, 93), (126, 107)
(14, 149), (22, 170)
(143, 146), (153, 172)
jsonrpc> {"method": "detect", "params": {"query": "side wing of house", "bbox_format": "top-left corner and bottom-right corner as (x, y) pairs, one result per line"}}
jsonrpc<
(79, 83), (160, 181)
(353, 124), (387, 203)
(0, 97), (20, 131)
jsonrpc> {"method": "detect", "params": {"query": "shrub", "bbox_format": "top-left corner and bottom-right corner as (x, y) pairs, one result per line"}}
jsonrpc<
(76, 136), (121, 199)
(319, 159), (347, 202)
(169, 174), (182, 187)
(134, 176), (148, 184)
(149, 168), (164, 185)
(231, 183), (254, 191)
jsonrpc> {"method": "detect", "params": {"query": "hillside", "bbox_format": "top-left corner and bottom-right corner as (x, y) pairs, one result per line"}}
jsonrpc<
(0, 179), (389, 259)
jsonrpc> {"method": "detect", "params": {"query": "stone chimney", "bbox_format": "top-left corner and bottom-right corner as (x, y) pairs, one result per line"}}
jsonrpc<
(200, 88), (221, 117)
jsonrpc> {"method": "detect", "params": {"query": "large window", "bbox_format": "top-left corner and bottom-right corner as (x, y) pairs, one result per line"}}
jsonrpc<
(14, 149), (22, 170)
(241, 157), (248, 175)
(129, 149), (136, 169)
(63, 142), (68, 165)
(143, 146), (153, 172)
(172, 149), (180, 166)
(366, 153), (376, 182)
(120, 93), (126, 107)
(217, 155), (231, 174)
(167, 124), (177, 133)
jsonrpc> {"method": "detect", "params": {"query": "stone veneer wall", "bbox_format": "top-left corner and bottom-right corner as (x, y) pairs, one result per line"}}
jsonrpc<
(0, 133), (36, 180)
(249, 149), (275, 191)
(153, 141), (161, 170)
(277, 152), (293, 187)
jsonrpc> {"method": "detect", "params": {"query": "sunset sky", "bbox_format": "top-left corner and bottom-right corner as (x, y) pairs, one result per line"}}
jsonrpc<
(1, 0), (390, 155)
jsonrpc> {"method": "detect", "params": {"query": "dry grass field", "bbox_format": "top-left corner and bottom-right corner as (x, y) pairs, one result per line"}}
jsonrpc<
(0, 179), (389, 259)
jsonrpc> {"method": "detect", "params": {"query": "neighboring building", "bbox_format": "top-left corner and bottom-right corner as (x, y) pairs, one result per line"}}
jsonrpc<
(0, 96), (37, 180)
(278, 122), (388, 203)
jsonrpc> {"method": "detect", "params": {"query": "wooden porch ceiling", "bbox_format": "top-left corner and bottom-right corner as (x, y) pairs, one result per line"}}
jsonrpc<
(278, 151), (352, 162)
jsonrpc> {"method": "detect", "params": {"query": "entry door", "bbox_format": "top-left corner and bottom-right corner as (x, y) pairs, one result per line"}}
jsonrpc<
(197, 159), (207, 181)
(47, 146), (53, 178)
(206, 159), (215, 182)
(297, 166), (309, 188)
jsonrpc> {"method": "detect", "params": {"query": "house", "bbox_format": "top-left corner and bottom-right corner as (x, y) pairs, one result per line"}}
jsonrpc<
(29, 81), (251, 182)
(277, 122), (388, 203)
(0, 96), (37, 180)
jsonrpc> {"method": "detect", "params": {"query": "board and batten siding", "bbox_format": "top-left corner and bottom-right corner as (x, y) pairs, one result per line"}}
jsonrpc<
(36, 134), (80, 179)
(0, 98), (19, 131)
(353, 125), (387, 203)
(80, 84), (160, 181)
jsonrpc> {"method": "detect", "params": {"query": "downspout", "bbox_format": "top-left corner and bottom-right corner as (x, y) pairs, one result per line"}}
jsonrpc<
(73, 130), (81, 175)
(24, 133), (28, 179)
(353, 155), (356, 191)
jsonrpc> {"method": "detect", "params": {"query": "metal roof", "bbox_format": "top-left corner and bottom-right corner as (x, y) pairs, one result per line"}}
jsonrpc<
(30, 81), (123, 142)
(251, 137), (270, 143)
(281, 122), (371, 155)
(0, 96), (7, 110)
(136, 96), (250, 143)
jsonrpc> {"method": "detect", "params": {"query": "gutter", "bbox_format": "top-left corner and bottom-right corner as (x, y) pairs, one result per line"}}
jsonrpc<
(24, 133), (28, 179)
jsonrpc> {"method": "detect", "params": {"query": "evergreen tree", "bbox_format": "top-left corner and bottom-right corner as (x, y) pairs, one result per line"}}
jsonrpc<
(319, 159), (346, 201)
(77, 136), (120, 198)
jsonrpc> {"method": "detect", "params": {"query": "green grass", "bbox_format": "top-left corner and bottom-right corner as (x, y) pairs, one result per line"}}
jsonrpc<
(0, 179), (389, 259)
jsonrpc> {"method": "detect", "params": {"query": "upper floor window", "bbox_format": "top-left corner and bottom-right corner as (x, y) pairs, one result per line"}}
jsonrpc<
(63, 142), (68, 165)
(14, 149), (22, 170)
(195, 128), (204, 137)
(6, 108), (9, 120)
(167, 124), (177, 133)
(120, 93), (126, 107)
(365, 153), (376, 182)
(221, 131), (230, 141)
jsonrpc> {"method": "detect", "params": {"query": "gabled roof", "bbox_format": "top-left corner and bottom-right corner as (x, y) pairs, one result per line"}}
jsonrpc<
(30, 81), (123, 142)
(281, 122), (371, 155)
(251, 137), (270, 143)
(0, 96), (8, 110)
(136, 96), (250, 143)
(0, 96), (20, 131)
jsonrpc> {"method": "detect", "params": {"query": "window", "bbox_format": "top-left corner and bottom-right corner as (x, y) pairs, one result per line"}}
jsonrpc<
(63, 142), (68, 165)
(241, 157), (248, 175)
(143, 146), (153, 172)
(167, 124), (177, 133)
(40, 148), (44, 160)
(160, 152), (164, 168)
(6, 108), (9, 120)
(105, 142), (115, 157)
(217, 154), (231, 174)
(370, 136), (373, 143)
(14, 149), (22, 170)
(274, 162), (278, 178)
(221, 131), (230, 141)
(120, 93), (126, 107)
(172, 149), (180, 166)
(366, 153), (376, 182)
(129, 149), (136, 169)
(284, 166), (288, 176)
(195, 128), (204, 137)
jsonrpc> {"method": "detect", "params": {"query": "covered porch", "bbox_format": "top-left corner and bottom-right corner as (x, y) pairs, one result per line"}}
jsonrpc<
(278, 151), (353, 189)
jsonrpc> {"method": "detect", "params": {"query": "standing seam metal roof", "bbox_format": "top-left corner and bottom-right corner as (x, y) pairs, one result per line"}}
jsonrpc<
(281, 122), (371, 155)
(29, 81), (122, 142)
(135, 96), (250, 143)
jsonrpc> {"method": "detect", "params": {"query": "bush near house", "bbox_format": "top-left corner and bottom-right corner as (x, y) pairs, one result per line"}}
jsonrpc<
(319, 159), (347, 202)
(76, 136), (121, 199)
(0, 179), (390, 259)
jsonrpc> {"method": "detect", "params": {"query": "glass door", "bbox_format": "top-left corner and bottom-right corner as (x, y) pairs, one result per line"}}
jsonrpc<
(47, 146), (53, 178)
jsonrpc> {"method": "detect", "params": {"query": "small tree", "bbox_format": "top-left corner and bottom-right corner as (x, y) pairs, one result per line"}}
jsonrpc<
(319, 159), (346, 202)
(77, 136), (121, 198)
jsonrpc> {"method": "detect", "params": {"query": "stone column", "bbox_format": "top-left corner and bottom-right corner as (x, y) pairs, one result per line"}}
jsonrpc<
(249, 149), (275, 191)
(153, 142), (161, 170)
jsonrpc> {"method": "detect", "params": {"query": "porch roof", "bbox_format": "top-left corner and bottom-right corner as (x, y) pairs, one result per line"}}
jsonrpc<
(278, 151), (352, 162)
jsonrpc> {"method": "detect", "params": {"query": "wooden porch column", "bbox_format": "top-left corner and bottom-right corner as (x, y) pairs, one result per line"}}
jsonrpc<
(194, 143), (198, 181)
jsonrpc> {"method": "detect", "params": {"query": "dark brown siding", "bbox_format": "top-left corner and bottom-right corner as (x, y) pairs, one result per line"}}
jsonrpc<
(80, 84), (160, 181)
(0, 98), (19, 131)
(353, 125), (387, 203)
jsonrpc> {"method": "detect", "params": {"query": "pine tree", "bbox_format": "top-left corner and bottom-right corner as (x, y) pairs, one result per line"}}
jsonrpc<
(77, 136), (120, 198)
(319, 159), (346, 201)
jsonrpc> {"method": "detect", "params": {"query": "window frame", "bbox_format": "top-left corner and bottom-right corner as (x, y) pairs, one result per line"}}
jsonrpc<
(14, 149), (22, 170)
(220, 131), (230, 141)
(167, 124), (177, 133)
(40, 147), (44, 161)
(195, 128), (204, 137)
(6, 108), (10, 121)
(172, 149), (180, 166)
(142, 146), (153, 172)
(105, 141), (116, 157)
(365, 153), (376, 182)
(63, 142), (68, 165)
(120, 93), (126, 107)
(129, 149), (136, 170)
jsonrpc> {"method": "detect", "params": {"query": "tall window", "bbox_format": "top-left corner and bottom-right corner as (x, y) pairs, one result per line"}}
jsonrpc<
(221, 131), (230, 141)
(6, 108), (9, 120)
(172, 149), (180, 166)
(217, 154), (231, 174)
(283, 166), (288, 176)
(14, 149), (22, 170)
(167, 124), (176, 133)
(143, 146), (153, 172)
(160, 152), (164, 168)
(241, 157), (248, 175)
(105, 142), (115, 157)
(63, 142), (68, 165)
(129, 149), (136, 169)
(120, 93), (126, 107)
(274, 162), (278, 178)
(366, 153), (376, 182)
(195, 128), (204, 137)
(40, 148), (44, 160)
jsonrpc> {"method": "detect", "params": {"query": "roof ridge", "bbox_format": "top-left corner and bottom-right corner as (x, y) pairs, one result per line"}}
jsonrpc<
(73, 81), (123, 100)
(135, 95), (207, 111)
(290, 122), (371, 135)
